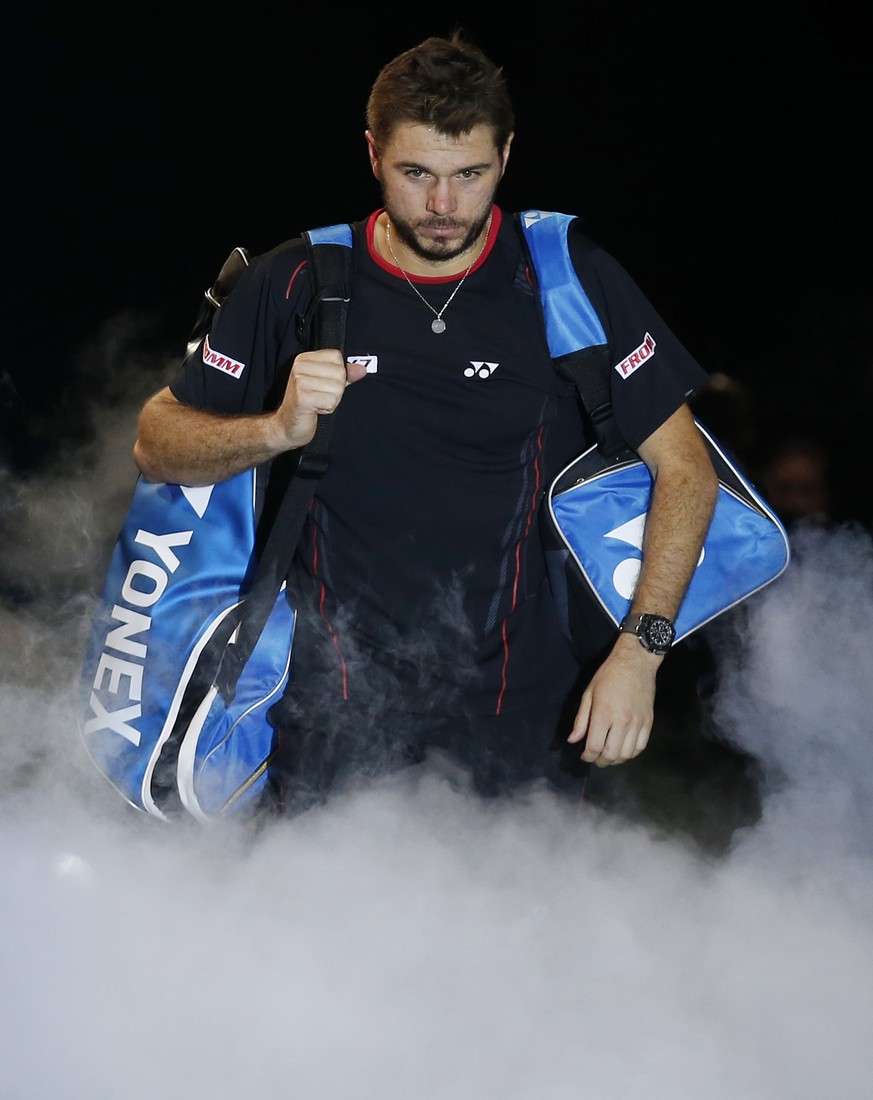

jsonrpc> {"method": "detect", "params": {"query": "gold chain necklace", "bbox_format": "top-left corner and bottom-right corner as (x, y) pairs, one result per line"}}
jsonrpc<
(384, 214), (492, 334)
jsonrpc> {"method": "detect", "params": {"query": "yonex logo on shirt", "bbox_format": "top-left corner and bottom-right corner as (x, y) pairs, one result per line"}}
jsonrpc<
(464, 361), (498, 379)
(614, 333), (656, 379)
(203, 336), (245, 378)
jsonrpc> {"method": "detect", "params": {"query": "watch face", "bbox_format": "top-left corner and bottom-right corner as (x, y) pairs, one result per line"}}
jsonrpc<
(645, 616), (675, 650)
(620, 613), (676, 653)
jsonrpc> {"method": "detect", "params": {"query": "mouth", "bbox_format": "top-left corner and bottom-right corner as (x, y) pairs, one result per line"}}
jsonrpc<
(419, 223), (465, 241)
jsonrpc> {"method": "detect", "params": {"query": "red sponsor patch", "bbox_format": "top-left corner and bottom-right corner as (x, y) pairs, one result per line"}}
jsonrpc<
(614, 333), (656, 379)
(203, 335), (245, 378)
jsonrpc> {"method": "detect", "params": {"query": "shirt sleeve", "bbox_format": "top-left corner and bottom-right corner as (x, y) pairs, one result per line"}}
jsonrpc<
(168, 239), (311, 416)
(571, 236), (711, 451)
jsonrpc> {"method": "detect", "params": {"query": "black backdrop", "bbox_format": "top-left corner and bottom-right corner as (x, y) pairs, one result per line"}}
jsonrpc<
(7, 4), (872, 520)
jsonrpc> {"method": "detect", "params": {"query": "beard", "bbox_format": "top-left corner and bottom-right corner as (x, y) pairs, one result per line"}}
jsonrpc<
(384, 204), (493, 265)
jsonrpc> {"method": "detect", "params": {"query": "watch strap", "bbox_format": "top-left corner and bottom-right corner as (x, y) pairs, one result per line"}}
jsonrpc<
(619, 612), (676, 655)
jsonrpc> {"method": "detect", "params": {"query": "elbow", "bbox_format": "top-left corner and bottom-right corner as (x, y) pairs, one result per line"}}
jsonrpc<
(132, 387), (177, 483)
(132, 437), (164, 484)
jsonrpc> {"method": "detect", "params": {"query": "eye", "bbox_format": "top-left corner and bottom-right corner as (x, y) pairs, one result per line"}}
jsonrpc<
(406, 168), (428, 179)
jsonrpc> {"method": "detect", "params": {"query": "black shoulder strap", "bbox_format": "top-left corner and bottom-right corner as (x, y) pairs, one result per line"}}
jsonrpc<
(215, 224), (355, 701)
(293, 225), (355, 481)
(514, 210), (627, 458)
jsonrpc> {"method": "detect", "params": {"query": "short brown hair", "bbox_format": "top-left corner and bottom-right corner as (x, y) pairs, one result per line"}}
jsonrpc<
(366, 32), (515, 150)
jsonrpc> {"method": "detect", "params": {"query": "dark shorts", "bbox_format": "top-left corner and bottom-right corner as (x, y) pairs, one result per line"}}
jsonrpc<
(262, 599), (590, 816)
(266, 686), (590, 817)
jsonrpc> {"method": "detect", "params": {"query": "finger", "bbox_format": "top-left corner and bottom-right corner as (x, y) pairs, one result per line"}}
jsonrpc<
(296, 371), (347, 404)
(566, 693), (592, 744)
(346, 360), (369, 385)
(292, 349), (349, 382)
(311, 389), (342, 416)
(580, 727), (607, 763)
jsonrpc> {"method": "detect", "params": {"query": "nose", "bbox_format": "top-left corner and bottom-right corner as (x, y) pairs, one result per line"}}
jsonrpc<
(426, 179), (456, 217)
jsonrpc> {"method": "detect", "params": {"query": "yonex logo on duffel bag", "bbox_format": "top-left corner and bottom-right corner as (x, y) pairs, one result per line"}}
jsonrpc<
(83, 528), (193, 746)
(604, 509), (706, 600)
(605, 512), (646, 599)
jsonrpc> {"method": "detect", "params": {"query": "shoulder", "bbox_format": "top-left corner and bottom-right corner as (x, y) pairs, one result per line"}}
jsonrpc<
(506, 208), (616, 291)
(241, 218), (366, 308)
(560, 218), (625, 285)
(560, 222), (656, 317)
(244, 236), (311, 310)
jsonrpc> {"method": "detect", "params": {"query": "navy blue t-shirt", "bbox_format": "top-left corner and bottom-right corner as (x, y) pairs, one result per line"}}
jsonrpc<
(169, 206), (709, 716)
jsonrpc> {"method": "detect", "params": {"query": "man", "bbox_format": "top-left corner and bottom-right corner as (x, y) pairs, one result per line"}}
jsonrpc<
(134, 33), (719, 813)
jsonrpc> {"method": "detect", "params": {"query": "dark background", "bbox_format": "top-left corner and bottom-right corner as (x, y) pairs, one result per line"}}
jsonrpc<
(6, 3), (872, 523)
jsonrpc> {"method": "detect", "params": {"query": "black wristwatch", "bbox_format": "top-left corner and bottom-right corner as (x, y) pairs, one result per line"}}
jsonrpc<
(619, 612), (676, 656)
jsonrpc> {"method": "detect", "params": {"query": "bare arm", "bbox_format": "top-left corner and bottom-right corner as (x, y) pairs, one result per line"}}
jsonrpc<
(567, 404), (720, 767)
(621, 403), (720, 622)
(133, 349), (368, 486)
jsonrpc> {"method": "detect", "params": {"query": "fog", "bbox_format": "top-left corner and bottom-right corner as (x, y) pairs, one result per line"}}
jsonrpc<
(2, 330), (872, 1099)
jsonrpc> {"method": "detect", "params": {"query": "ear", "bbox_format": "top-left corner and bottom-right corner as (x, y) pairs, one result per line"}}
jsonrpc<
(365, 130), (381, 178)
(500, 133), (514, 177)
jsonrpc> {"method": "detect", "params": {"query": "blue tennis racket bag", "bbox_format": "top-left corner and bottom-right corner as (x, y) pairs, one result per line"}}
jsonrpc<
(78, 469), (294, 822)
(78, 225), (353, 822)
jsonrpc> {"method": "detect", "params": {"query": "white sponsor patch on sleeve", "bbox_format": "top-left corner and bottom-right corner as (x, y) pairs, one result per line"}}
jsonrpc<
(203, 335), (245, 378)
(614, 333), (656, 379)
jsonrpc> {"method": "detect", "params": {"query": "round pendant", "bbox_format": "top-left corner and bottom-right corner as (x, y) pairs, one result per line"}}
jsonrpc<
(431, 317), (447, 334)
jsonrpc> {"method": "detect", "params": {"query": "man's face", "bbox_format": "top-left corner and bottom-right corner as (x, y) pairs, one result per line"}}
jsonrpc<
(366, 121), (512, 265)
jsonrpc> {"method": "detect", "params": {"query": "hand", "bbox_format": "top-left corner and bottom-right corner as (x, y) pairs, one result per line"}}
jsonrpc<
(566, 636), (661, 767)
(276, 349), (368, 448)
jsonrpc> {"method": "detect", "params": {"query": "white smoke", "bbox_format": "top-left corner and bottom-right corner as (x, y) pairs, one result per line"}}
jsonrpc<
(2, 374), (873, 1097)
